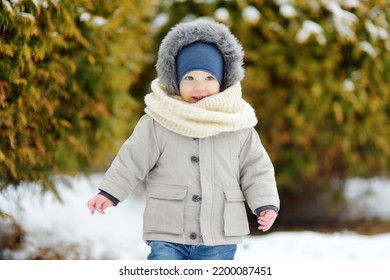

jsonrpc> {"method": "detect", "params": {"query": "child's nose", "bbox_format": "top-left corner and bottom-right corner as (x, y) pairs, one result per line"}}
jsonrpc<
(194, 81), (206, 91)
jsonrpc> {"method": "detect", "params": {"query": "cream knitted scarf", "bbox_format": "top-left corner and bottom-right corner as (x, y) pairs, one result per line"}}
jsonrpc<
(144, 79), (258, 138)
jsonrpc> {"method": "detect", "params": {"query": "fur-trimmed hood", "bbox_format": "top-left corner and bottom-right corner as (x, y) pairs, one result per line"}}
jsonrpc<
(156, 18), (245, 95)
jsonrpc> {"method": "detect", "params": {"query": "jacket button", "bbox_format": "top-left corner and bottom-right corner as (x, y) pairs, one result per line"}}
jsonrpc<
(190, 156), (199, 163)
(192, 195), (202, 202)
(190, 232), (197, 240)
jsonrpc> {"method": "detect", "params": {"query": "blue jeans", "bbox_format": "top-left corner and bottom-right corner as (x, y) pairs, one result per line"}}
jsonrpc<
(147, 241), (237, 260)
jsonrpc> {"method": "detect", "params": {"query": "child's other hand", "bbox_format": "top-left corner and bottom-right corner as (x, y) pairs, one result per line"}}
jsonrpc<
(257, 210), (277, 232)
(87, 194), (113, 215)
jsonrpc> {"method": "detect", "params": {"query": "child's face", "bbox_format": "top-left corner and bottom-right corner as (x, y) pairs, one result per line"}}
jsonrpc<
(179, 71), (220, 103)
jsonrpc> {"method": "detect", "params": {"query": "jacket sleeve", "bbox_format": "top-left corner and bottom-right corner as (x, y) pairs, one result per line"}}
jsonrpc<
(254, 205), (279, 217)
(98, 190), (120, 206)
(98, 115), (161, 202)
(239, 128), (280, 214)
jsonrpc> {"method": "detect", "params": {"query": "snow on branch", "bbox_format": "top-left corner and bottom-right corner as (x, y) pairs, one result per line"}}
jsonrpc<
(325, 0), (358, 41)
(296, 20), (326, 45)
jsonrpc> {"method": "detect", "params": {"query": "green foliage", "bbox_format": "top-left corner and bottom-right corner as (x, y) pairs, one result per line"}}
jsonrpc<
(0, 0), (158, 194)
(133, 0), (390, 220)
(237, 0), (390, 191)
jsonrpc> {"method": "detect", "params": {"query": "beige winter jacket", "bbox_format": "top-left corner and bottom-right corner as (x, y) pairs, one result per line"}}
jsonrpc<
(99, 114), (280, 245)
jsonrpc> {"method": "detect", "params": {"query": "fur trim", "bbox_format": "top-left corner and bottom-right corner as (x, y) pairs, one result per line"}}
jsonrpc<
(156, 18), (244, 95)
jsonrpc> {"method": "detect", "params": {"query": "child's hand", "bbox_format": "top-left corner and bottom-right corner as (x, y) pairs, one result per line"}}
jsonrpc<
(87, 194), (113, 215)
(257, 210), (277, 232)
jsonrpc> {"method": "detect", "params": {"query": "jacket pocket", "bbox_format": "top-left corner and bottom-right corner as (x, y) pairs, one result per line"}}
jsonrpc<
(223, 188), (250, 236)
(143, 184), (187, 234)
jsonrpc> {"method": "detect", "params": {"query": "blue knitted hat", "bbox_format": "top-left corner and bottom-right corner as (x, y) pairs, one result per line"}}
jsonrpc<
(176, 41), (224, 85)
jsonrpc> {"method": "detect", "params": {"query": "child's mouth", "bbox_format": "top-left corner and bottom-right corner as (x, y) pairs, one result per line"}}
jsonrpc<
(192, 96), (206, 102)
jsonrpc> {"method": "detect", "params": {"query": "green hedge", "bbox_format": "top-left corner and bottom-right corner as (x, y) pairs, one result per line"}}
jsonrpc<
(236, 0), (390, 191)
(0, 0), (157, 195)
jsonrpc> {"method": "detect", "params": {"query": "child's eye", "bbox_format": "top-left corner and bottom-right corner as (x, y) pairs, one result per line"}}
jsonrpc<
(206, 76), (216, 80)
(184, 75), (194, 80)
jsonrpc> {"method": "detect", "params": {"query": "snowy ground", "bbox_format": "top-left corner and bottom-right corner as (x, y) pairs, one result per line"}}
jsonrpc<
(1, 173), (390, 260)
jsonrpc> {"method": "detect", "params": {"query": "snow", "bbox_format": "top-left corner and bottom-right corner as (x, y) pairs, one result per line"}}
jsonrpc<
(344, 177), (390, 220)
(242, 6), (261, 24)
(325, 1), (359, 40)
(80, 12), (91, 22)
(359, 41), (378, 57)
(1, 173), (390, 260)
(296, 20), (326, 45)
(2, 0), (13, 14)
(92, 16), (107, 27)
(152, 13), (169, 30)
(279, 4), (297, 18)
(214, 8), (230, 22)
(17, 12), (35, 22)
(365, 19), (389, 41)
(79, 12), (106, 27)
(33, 0), (49, 9)
(343, 78), (354, 91)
